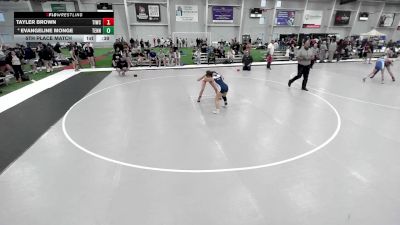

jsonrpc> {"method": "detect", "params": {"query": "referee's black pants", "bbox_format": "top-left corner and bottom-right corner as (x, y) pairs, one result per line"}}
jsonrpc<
(290, 64), (310, 89)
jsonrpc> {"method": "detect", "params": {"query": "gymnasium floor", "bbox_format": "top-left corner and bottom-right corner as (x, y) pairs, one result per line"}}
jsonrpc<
(1, 61), (400, 225)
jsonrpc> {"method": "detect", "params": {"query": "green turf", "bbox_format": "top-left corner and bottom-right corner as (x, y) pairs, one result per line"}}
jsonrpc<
(61, 47), (113, 58)
(1, 47), (266, 97)
(0, 68), (63, 97)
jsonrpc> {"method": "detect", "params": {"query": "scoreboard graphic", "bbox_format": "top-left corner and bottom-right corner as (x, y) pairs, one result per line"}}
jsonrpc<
(14, 12), (115, 42)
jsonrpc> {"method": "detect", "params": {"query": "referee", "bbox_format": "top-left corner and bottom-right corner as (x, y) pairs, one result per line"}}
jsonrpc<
(288, 40), (314, 91)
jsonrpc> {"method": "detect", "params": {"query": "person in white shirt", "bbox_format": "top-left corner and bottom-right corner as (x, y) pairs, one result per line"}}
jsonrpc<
(194, 48), (201, 65)
(268, 40), (275, 56)
(10, 50), (25, 82)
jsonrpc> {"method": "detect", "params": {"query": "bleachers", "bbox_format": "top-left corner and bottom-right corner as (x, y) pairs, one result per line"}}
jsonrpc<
(263, 51), (292, 61)
(194, 53), (243, 64)
(272, 51), (290, 61)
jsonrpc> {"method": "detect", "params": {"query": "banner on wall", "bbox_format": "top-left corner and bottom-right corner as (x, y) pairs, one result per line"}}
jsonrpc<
(42, 1), (75, 12)
(303, 10), (323, 28)
(135, 3), (161, 22)
(176, 5), (198, 22)
(212, 6), (233, 23)
(378, 13), (395, 27)
(275, 11), (295, 26)
(50, 4), (67, 12)
(334, 11), (351, 25)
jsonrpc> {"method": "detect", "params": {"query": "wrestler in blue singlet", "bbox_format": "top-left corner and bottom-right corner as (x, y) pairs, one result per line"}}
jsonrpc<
(374, 58), (385, 73)
(212, 72), (229, 93)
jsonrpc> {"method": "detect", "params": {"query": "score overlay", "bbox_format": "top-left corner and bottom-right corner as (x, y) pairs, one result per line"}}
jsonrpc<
(14, 12), (115, 42)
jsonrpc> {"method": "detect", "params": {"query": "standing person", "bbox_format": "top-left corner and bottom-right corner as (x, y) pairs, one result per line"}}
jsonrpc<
(7, 50), (26, 82)
(130, 38), (135, 48)
(328, 38), (337, 63)
(197, 70), (229, 114)
(160, 37), (165, 48)
(310, 43), (319, 69)
(24, 45), (37, 74)
(336, 39), (343, 62)
(242, 50), (253, 71)
(362, 57), (386, 84)
(319, 41), (327, 63)
(36, 43), (44, 72)
(227, 48), (235, 63)
(288, 40), (314, 91)
(194, 48), (201, 65)
(289, 43), (295, 61)
(174, 48), (181, 66)
(70, 44), (80, 71)
(41, 45), (54, 73)
(268, 40), (275, 56)
(53, 42), (62, 60)
(366, 42), (373, 64)
(84, 43), (95, 68)
(266, 52), (272, 70)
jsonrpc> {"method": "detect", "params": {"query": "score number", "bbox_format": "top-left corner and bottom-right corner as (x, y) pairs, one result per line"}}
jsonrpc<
(102, 18), (114, 35)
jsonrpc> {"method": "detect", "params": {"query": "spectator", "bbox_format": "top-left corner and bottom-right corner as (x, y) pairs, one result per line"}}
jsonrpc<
(242, 50), (253, 71)
(310, 43), (319, 69)
(24, 45), (37, 74)
(193, 48), (201, 65)
(368, 42), (374, 64)
(207, 49), (216, 65)
(113, 38), (123, 52)
(266, 52), (272, 70)
(53, 42), (62, 60)
(227, 49), (235, 63)
(169, 48), (176, 66)
(273, 40), (279, 51)
(328, 39), (337, 63)
(122, 45), (132, 68)
(130, 38), (134, 48)
(148, 49), (158, 67)
(364, 42), (373, 64)
(268, 40), (275, 56)
(174, 49), (181, 66)
(84, 43), (95, 68)
(117, 56), (129, 76)
(140, 39), (144, 48)
(41, 45), (54, 73)
(158, 49), (168, 67)
(70, 44), (80, 72)
(319, 41), (327, 63)
(8, 50), (27, 82)
(112, 48), (122, 72)
(289, 43), (295, 61)
(160, 37), (165, 48)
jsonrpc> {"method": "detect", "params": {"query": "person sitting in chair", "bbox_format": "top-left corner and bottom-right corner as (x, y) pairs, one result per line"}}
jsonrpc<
(148, 50), (158, 67)
(208, 49), (216, 65)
